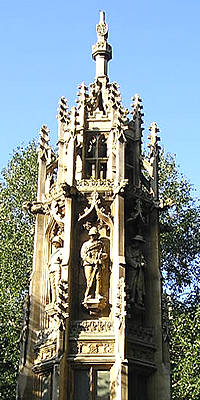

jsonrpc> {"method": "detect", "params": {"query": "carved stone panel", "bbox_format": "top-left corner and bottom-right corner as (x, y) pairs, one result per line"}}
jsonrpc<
(127, 341), (155, 366)
(34, 342), (57, 364)
(127, 326), (154, 345)
(69, 340), (115, 357)
(70, 319), (114, 338)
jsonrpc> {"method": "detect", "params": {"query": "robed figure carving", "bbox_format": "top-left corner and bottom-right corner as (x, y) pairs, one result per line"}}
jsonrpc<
(126, 235), (146, 307)
(49, 235), (63, 303)
(81, 226), (109, 313)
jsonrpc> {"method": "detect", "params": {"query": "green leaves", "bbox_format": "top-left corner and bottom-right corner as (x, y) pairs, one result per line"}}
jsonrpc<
(159, 149), (200, 298)
(159, 149), (200, 400)
(170, 305), (200, 400)
(0, 142), (38, 399)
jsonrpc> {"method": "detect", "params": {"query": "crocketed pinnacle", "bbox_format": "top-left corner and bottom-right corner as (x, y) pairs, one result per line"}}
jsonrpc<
(92, 11), (112, 78)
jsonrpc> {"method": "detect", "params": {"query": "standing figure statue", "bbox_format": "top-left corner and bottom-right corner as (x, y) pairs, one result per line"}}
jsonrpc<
(126, 235), (146, 307)
(81, 227), (108, 303)
(49, 235), (63, 303)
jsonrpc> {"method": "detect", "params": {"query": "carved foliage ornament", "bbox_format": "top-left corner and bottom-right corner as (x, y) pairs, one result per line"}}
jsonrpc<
(69, 341), (114, 355)
(115, 278), (126, 328)
(78, 192), (113, 228)
(34, 343), (57, 364)
(97, 22), (108, 38)
(69, 320), (113, 337)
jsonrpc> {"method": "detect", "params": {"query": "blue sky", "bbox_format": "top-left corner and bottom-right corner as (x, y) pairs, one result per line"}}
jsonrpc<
(0, 0), (199, 195)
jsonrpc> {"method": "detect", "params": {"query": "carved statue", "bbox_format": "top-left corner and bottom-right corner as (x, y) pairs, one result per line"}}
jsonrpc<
(126, 235), (146, 307)
(49, 235), (63, 303)
(81, 227), (108, 304)
(88, 80), (104, 113)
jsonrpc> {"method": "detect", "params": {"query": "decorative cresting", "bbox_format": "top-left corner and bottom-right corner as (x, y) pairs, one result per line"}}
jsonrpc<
(17, 11), (170, 400)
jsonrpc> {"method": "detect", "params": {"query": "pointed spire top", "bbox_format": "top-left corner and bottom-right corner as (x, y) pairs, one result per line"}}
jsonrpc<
(38, 125), (51, 162)
(148, 122), (160, 149)
(131, 94), (144, 138)
(97, 11), (108, 40)
(92, 11), (112, 79)
(57, 96), (69, 123)
(99, 10), (105, 22)
(148, 122), (161, 158)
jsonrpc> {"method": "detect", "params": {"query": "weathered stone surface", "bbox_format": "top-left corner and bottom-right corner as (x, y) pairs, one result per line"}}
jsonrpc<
(17, 11), (170, 400)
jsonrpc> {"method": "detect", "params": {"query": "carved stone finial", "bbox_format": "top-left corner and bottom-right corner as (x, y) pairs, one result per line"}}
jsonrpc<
(147, 122), (160, 200)
(38, 124), (51, 162)
(131, 94), (144, 138)
(96, 11), (108, 39)
(69, 106), (78, 137)
(57, 96), (69, 124)
(148, 122), (160, 157)
(92, 11), (112, 78)
(76, 82), (88, 109)
(39, 124), (49, 144)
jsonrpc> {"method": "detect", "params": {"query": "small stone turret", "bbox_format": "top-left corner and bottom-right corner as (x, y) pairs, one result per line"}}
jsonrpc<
(92, 10), (112, 78)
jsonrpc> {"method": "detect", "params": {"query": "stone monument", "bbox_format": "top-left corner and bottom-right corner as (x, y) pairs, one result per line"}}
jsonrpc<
(17, 11), (170, 400)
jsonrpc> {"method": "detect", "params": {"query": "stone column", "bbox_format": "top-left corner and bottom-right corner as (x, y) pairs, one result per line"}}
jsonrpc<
(59, 196), (73, 400)
(112, 194), (127, 399)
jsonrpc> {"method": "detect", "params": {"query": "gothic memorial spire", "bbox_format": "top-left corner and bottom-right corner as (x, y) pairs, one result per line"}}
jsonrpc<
(17, 11), (170, 400)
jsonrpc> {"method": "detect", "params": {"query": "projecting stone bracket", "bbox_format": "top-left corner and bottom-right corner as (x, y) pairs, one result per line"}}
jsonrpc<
(82, 295), (107, 315)
(23, 201), (46, 215)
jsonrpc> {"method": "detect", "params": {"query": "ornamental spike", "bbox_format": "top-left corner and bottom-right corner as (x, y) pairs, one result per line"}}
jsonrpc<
(57, 96), (69, 124)
(131, 93), (144, 138)
(38, 125), (51, 162)
(148, 122), (160, 157)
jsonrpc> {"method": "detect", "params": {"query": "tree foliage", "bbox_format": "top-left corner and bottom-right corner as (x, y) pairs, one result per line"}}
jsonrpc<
(170, 302), (200, 400)
(0, 142), (38, 399)
(159, 149), (200, 400)
(159, 150), (200, 299)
